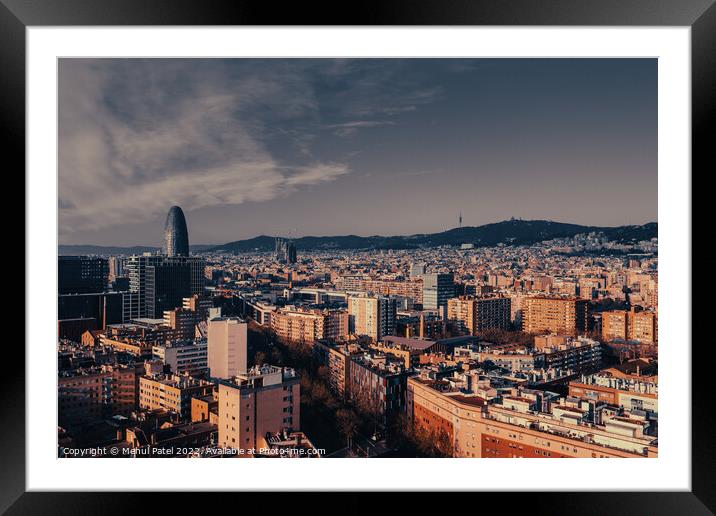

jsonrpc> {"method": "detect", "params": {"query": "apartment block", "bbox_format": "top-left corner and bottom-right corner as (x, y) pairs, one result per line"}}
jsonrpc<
(207, 317), (248, 379)
(569, 362), (658, 414)
(447, 295), (511, 335)
(601, 308), (657, 344)
(270, 307), (348, 344)
(407, 372), (657, 458)
(59, 364), (140, 426)
(217, 365), (300, 454)
(138, 374), (214, 420)
(521, 297), (589, 335)
(347, 294), (397, 341)
(152, 339), (208, 377)
(348, 352), (410, 425)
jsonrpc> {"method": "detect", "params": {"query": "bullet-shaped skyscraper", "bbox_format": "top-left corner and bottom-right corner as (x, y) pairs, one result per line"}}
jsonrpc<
(123, 205), (205, 320)
(163, 205), (190, 257)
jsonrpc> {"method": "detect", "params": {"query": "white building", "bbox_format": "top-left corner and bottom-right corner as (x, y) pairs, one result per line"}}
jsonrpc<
(208, 317), (248, 379)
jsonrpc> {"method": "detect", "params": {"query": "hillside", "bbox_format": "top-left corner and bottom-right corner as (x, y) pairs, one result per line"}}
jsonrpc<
(207, 220), (657, 253)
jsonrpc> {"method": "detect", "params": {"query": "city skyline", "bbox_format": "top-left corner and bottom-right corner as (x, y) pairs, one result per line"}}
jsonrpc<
(59, 58), (657, 246)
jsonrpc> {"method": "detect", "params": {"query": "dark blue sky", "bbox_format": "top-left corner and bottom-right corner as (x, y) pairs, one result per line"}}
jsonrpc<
(58, 58), (657, 246)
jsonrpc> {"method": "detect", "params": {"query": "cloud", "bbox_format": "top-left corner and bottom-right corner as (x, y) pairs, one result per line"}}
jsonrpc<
(326, 120), (396, 137)
(58, 60), (348, 234)
(58, 59), (443, 235)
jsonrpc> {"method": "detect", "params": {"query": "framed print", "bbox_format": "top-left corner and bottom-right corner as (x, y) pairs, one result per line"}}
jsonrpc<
(5, 0), (714, 513)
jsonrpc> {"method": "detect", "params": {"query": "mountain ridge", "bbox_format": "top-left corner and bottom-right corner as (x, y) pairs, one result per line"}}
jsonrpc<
(208, 219), (657, 253)
(58, 220), (657, 255)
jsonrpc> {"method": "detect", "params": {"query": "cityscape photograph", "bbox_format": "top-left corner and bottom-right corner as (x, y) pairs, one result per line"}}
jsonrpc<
(57, 58), (657, 459)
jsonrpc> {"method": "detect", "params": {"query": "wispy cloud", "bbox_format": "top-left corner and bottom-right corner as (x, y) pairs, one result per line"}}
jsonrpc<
(58, 59), (443, 235)
(326, 120), (396, 137)
(59, 60), (346, 234)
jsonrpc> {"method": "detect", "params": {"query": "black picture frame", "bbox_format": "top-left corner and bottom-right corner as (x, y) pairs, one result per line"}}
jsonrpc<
(4, 0), (713, 513)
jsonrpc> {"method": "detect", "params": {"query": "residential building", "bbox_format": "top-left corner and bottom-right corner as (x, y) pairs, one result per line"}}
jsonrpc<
(521, 297), (589, 335)
(58, 364), (140, 426)
(407, 371), (657, 458)
(217, 365), (300, 454)
(447, 295), (511, 335)
(347, 294), (397, 341)
(602, 308), (658, 344)
(207, 317), (248, 379)
(348, 352), (410, 426)
(270, 307), (348, 344)
(152, 339), (208, 377)
(138, 373), (214, 420)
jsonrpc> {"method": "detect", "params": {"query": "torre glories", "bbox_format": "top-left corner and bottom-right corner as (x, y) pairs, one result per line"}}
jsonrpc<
(124, 206), (205, 319)
(163, 205), (190, 257)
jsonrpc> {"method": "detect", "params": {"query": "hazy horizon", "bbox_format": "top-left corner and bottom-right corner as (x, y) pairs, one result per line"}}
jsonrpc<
(59, 58), (657, 247)
(57, 216), (658, 248)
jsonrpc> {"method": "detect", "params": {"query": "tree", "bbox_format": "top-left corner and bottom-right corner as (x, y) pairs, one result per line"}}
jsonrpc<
(270, 347), (283, 365)
(300, 375), (315, 406)
(253, 351), (267, 367)
(393, 412), (454, 458)
(336, 408), (360, 450)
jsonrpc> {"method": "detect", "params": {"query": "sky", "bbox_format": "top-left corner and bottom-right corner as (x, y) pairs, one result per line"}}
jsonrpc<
(58, 58), (657, 246)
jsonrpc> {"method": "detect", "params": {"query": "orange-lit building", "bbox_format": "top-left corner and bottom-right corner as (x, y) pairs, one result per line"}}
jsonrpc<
(521, 297), (589, 336)
(447, 295), (511, 335)
(270, 307), (348, 344)
(139, 374), (214, 420)
(407, 372), (657, 458)
(335, 276), (424, 304)
(191, 392), (219, 424)
(601, 308), (657, 344)
(569, 361), (658, 414)
(217, 365), (300, 455)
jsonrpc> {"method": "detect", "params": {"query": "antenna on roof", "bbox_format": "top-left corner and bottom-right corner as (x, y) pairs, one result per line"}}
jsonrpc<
(459, 211), (462, 228)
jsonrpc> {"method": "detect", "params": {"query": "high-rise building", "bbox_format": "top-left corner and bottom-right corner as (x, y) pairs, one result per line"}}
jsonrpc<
(218, 365), (300, 454)
(348, 352), (409, 426)
(163, 205), (190, 257)
(447, 296), (512, 335)
(422, 273), (455, 310)
(58, 256), (108, 294)
(275, 237), (297, 264)
(521, 297), (589, 336)
(125, 254), (205, 319)
(207, 317), (248, 379)
(347, 295), (397, 341)
(601, 310), (629, 341)
(108, 256), (125, 282)
(122, 206), (205, 318)
(58, 291), (124, 330)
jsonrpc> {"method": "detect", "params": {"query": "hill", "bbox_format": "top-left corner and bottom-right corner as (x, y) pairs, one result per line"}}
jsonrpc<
(207, 220), (657, 253)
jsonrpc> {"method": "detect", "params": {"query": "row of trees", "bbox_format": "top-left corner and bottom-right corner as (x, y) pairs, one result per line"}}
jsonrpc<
(247, 323), (454, 457)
